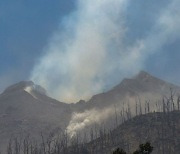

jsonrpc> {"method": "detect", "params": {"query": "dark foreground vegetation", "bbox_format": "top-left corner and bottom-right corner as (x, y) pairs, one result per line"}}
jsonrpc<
(113, 142), (153, 154)
(3, 91), (180, 154)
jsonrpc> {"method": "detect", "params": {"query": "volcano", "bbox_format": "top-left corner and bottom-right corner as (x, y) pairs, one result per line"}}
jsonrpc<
(0, 71), (180, 152)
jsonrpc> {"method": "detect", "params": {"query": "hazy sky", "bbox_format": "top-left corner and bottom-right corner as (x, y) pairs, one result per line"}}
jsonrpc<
(0, 0), (180, 101)
(0, 0), (75, 90)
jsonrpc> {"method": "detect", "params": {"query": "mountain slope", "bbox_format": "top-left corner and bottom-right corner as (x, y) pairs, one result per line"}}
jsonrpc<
(83, 71), (180, 111)
(85, 111), (180, 154)
(0, 81), (72, 152)
(0, 71), (180, 153)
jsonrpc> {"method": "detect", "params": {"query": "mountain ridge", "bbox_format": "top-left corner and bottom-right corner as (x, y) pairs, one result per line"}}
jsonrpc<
(0, 71), (180, 152)
(80, 71), (180, 112)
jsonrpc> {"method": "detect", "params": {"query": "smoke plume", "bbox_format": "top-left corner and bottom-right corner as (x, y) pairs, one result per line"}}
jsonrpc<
(66, 108), (114, 137)
(30, 0), (180, 103)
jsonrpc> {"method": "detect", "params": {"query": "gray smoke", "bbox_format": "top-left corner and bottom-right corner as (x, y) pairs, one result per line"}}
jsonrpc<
(30, 0), (180, 103)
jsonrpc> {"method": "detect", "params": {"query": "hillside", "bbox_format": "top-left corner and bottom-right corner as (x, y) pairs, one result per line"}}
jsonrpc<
(0, 71), (180, 153)
(0, 81), (72, 152)
(5, 110), (180, 154)
(85, 71), (180, 109)
(85, 110), (180, 154)
(68, 71), (180, 137)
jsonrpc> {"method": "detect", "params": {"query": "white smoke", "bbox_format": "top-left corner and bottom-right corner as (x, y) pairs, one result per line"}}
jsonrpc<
(30, 0), (180, 103)
(66, 108), (114, 137)
(24, 86), (38, 99)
